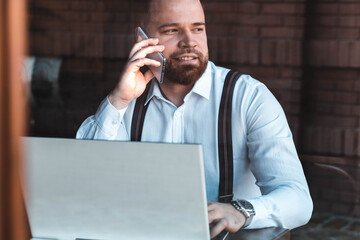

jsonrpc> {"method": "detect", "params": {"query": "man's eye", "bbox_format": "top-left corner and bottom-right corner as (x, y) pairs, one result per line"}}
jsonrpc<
(193, 28), (204, 33)
(163, 29), (178, 34)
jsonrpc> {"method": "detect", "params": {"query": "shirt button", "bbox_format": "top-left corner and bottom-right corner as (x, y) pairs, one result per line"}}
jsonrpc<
(112, 120), (118, 125)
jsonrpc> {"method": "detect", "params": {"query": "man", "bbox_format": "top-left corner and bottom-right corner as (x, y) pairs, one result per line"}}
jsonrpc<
(77, 0), (313, 238)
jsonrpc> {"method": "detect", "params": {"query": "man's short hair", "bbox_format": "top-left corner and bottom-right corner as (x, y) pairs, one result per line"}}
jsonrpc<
(135, 0), (205, 28)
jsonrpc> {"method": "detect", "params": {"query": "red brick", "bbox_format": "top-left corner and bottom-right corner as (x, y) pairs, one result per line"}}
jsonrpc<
(332, 202), (353, 215)
(207, 37), (219, 62)
(260, 27), (304, 38)
(334, 105), (352, 116)
(283, 16), (305, 27)
(104, 23), (131, 34)
(235, 39), (259, 64)
(339, 4), (360, 15)
(340, 191), (359, 204)
(280, 68), (303, 78)
(70, 1), (102, 11)
(203, 2), (236, 12)
(208, 13), (240, 24)
(238, 15), (283, 26)
(338, 16), (360, 27)
(334, 80), (354, 91)
(283, 90), (302, 103)
(308, 40), (329, 66)
(349, 41), (360, 67)
(261, 39), (302, 66)
(354, 81), (360, 91)
(312, 68), (359, 80)
(30, 33), (54, 55)
(262, 4), (305, 15)
(335, 116), (358, 128)
(335, 92), (358, 104)
(338, 41), (350, 67)
(309, 28), (360, 40)
(330, 128), (344, 155)
(309, 3), (339, 14)
(314, 90), (335, 103)
(344, 129), (356, 156)
(313, 200), (332, 212)
(32, 0), (70, 10)
(291, 79), (303, 90)
(260, 78), (293, 90)
(236, 26), (259, 37)
(313, 103), (333, 115)
(352, 106), (360, 117)
(237, 3), (260, 14)
(103, 2), (130, 11)
(71, 33), (104, 58)
(312, 16), (338, 27)
(240, 66), (280, 78)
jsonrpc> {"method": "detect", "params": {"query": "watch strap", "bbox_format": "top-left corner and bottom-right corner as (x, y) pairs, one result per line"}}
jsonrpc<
(231, 199), (255, 228)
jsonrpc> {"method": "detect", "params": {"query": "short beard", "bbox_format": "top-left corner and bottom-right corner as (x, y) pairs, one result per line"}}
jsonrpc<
(164, 49), (209, 86)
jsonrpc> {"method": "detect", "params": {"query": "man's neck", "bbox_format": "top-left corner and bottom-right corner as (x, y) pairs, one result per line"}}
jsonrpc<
(159, 80), (195, 107)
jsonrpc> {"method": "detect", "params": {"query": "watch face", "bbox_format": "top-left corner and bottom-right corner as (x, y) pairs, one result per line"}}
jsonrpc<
(239, 200), (255, 215)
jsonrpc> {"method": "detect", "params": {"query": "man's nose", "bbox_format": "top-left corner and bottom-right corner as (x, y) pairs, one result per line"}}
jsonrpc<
(178, 30), (197, 48)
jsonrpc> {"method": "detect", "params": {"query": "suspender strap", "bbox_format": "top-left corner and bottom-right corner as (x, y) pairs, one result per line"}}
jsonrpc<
(218, 70), (241, 203)
(130, 82), (152, 141)
(130, 71), (241, 204)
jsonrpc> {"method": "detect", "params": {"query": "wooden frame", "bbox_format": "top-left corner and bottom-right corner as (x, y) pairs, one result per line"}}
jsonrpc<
(0, 0), (30, 238)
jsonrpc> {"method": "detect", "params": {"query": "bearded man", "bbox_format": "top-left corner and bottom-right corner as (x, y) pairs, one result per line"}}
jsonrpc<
(77, 0), (313, 238)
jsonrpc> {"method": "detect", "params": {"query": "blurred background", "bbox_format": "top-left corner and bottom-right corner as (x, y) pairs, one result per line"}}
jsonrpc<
(2, 0), (360, 239)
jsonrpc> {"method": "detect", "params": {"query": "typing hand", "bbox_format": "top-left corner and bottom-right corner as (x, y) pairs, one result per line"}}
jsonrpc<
(208, 201), (246, 238)
(108, 38), (165, 110)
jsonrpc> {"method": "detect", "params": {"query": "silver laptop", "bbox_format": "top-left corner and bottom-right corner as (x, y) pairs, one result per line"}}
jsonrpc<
(23, 137), (212, 240)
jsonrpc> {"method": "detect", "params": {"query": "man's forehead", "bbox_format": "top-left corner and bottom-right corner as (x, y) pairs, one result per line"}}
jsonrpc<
(147, 0), (205, 26)
(149, 0), (202, 9)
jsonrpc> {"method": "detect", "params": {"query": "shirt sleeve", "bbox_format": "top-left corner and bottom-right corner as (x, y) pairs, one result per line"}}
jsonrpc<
(76, 97), (129, 140)
(243, 82), (313, 229)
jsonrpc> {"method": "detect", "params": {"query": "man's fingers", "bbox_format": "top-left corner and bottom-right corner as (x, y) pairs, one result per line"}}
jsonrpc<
(210, 219), (227, 238)
(128, 58), (161, 71)
(130, 45), (164, 62)
(208, 209), (219, 224)
(129, 38), (160, 58)
(207, 201), (218, 211)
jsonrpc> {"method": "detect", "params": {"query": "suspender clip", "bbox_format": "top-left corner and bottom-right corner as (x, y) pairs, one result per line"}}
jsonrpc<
(218, 194), (234, 203)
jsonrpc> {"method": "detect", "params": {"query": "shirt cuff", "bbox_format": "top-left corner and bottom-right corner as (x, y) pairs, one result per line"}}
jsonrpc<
(245, 197), (271, 229)
(93, 97), (128, 136)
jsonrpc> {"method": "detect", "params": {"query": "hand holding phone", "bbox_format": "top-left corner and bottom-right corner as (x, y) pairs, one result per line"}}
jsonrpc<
(136, 26), (166, 83)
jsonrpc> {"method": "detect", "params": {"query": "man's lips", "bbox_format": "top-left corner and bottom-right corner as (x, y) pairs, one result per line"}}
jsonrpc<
(173, 54), (199, 61)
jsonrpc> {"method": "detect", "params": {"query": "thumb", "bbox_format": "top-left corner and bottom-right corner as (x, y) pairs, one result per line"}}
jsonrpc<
(144, 69), (155, 83)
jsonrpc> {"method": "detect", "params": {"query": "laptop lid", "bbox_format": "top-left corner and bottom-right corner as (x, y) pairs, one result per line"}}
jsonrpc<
(23, 137), (210, 240)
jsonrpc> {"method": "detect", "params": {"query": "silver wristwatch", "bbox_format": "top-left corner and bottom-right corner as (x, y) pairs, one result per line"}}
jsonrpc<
(231, 199), (255, 228)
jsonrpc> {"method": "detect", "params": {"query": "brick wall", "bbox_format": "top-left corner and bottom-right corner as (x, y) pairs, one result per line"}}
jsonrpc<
(300, 0), (360, 157)
(203, 0), (306, 143)
(28, 0), (360, 217)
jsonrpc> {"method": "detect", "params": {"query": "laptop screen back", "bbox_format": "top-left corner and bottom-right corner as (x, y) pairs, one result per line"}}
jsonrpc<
(23, 137), (210, 240)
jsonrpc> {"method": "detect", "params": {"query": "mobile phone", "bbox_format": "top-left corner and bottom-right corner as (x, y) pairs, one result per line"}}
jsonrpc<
(136, 26), (166, 83)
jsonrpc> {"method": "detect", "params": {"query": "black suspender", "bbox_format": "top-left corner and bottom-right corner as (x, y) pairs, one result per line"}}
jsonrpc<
(130, 82), (152, 141)
(217, 70), (242, 203)
(130, 71), (241, 203)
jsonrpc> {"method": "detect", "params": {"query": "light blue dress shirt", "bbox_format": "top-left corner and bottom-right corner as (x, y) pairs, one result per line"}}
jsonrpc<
(77, 61), (313, 229)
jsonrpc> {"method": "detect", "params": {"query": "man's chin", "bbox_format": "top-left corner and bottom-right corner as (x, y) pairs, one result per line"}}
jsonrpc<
(164, 58), (208, 85)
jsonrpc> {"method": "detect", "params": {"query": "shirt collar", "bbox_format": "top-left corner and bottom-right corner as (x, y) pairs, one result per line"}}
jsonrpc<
(190, 62), (212, 100)
(145, 61), (212, 105)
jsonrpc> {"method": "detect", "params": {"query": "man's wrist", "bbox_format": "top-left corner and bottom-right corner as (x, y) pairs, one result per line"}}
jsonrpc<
(231, 199), (255, 228)
(108, 91), (130, 110)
